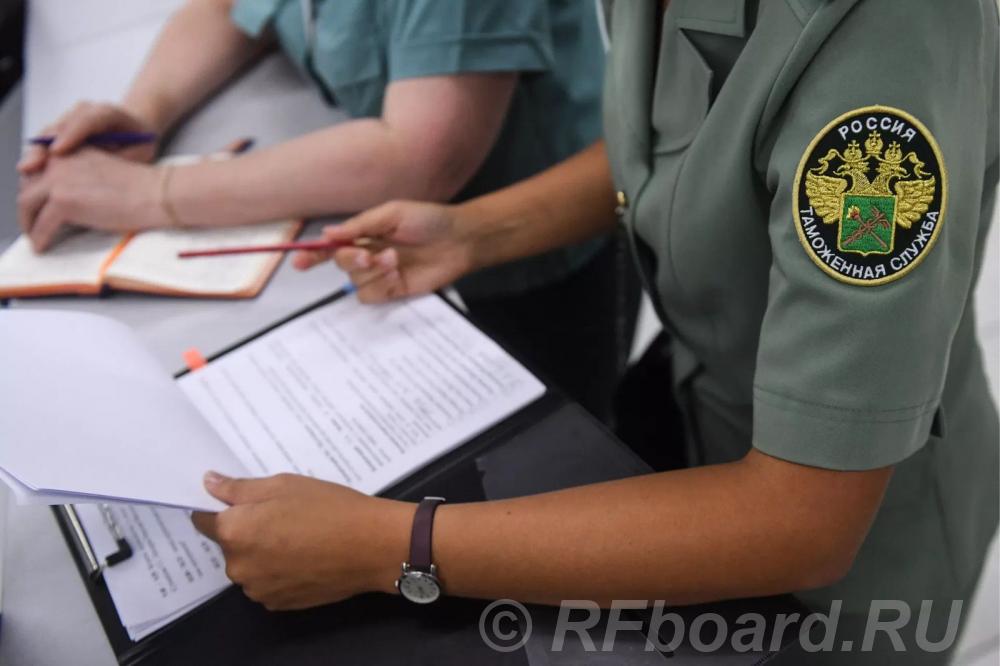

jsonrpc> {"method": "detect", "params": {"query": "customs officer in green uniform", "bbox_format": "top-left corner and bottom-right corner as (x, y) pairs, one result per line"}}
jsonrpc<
(193, 1), (1000, 664)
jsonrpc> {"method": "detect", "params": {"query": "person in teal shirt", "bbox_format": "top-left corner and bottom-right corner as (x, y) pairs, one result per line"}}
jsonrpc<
(18, 0), (635, 422)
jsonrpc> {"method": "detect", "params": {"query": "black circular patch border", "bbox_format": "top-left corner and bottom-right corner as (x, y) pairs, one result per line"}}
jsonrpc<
(792, 105), (948, 287)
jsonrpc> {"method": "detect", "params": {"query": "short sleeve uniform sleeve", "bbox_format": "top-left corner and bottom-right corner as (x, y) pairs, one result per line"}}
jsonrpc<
(383, 0), (555, 82)
(751, 1), (991, 470)
(230, 0), (280, 38)
(231, 1), (560, 119)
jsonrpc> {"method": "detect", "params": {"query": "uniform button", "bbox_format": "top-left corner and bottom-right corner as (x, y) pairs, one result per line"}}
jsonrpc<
(615, 190), (629, 216)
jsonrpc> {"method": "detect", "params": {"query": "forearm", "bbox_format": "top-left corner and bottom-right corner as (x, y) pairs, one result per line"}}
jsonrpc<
(460, 141), (619, 270)
(123, 0), (267, 132)
(167, 118), (459, 226)
(371, 451), (887, 607)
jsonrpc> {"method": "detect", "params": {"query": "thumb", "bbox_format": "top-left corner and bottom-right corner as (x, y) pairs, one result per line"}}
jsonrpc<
(295, 205), (401, 271)
(203, 471), (270, 505)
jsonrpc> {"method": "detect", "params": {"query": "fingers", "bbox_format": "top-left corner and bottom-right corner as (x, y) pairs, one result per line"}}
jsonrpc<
(354, 269), (405, 303)
(16, 177), (48, 236)
(324, 202), (402, 243)
(294, 201), (405, 269)
(18, 146), (48, 174)
(50, 102), (117, 154)
(294, 245), (405, 302)
(292, 226), (393, 272)
(336, 247), (405, 302)
(28, 197), (73, 253)
(204, 471), (269, 505)
(203, 471), (293, 506)
(19, 102), (131, 175)
(338, 246), (397, 276)
(18, 100), (104, 173)
(191, 511), (220, 541)
(18, 123), (61, 174)
(292, 246), (336, 270)
(297, 245), (381, 273)
(336, 246), (375, 271)
(330, 247), (405, 302)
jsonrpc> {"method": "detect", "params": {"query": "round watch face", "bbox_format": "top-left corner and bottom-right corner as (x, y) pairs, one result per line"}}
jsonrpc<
(397, 571), (441, 604)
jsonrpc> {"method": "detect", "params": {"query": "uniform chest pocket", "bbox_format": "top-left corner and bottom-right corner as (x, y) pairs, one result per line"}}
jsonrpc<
(311, 6), (385, 108)
(650, 28), (714, 154)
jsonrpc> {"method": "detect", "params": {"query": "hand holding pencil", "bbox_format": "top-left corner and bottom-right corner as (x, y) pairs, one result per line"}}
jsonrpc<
(178, 200), (475, 303)
(18, 102), (160, 174)
(291, 201), (476, 304)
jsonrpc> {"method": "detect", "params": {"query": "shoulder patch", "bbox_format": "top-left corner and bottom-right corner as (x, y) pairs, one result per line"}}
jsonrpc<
(792, 106), (947, 286)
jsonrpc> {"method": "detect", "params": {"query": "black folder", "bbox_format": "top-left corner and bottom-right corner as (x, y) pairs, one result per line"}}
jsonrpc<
(50, 288), (572, 664)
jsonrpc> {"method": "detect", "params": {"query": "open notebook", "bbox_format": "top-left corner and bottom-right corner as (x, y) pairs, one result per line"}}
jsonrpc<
(0, 155), (301, 299)
(0, 222), (301, 299)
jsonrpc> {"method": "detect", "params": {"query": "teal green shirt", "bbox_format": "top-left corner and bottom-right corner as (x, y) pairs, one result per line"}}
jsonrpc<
(232, 0), (607, 298)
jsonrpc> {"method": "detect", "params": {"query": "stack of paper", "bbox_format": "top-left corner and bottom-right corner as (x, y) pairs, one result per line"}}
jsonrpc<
(0, 294), (546, 637)
(75, 504), (230, 641)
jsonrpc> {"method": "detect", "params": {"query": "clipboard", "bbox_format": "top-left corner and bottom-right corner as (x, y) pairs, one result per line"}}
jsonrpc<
(47, 290), (806, 665)
(52, 287), (567, 665)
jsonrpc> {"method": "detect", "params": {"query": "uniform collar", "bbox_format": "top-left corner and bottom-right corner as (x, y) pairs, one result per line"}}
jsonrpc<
(609, 0), (751, 154)
(671, 0), (749, 38)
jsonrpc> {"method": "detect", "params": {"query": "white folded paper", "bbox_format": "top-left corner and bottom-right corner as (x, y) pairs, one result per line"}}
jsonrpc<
(2, 293), (545, 640)
(0, 294), (545, 510)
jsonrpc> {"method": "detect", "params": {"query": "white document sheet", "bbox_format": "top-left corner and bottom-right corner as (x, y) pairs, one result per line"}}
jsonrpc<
(178, 294), (546, 493)
(76, 503), (230, 641)
(0, 294), (544, 510)
(0, 310), (248, 511)
(2, 294), (544, 641)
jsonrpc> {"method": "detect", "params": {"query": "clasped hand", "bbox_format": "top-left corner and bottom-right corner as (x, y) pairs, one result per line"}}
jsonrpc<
(17, 101), (165, 252)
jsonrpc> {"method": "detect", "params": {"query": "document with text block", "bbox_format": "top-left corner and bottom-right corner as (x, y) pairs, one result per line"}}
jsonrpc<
(0, 294), (546, 511)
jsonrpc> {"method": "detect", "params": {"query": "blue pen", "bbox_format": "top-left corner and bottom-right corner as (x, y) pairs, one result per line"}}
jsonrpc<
(27, 131), (158, 147)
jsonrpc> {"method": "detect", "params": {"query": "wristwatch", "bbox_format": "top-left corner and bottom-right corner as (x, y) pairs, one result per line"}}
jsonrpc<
(396, 496), (445, 604)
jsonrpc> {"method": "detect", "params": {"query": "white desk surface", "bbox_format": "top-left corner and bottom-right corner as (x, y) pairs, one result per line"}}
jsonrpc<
(2, 2), (349, 664)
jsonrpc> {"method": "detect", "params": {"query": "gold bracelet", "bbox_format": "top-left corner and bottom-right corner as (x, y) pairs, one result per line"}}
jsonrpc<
(158, 165), (184, 228)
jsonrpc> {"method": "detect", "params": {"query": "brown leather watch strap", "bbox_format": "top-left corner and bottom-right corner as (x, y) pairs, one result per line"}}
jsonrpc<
(409, 497), (445, 572)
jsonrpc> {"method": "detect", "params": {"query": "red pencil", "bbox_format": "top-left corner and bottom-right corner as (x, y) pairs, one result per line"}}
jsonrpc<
(177, 238), (368, 259)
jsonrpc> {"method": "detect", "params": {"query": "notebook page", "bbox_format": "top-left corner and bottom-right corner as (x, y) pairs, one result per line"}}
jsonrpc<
(177, 294), (546, 494)
(0, 231), (121, 293)
(0, 310), (249, 510)
(104, 221), (299, 296)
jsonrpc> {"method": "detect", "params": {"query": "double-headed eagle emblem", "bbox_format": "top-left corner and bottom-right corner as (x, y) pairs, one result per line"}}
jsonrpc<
(805, 131), (935, 255)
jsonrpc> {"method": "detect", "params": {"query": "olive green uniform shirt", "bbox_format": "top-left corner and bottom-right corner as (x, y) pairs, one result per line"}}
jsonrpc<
(231, 0), (607, 299)
(604, 0), (998, 660)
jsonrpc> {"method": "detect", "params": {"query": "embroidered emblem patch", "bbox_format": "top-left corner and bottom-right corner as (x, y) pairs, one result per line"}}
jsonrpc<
(793, 106), (947, 286)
